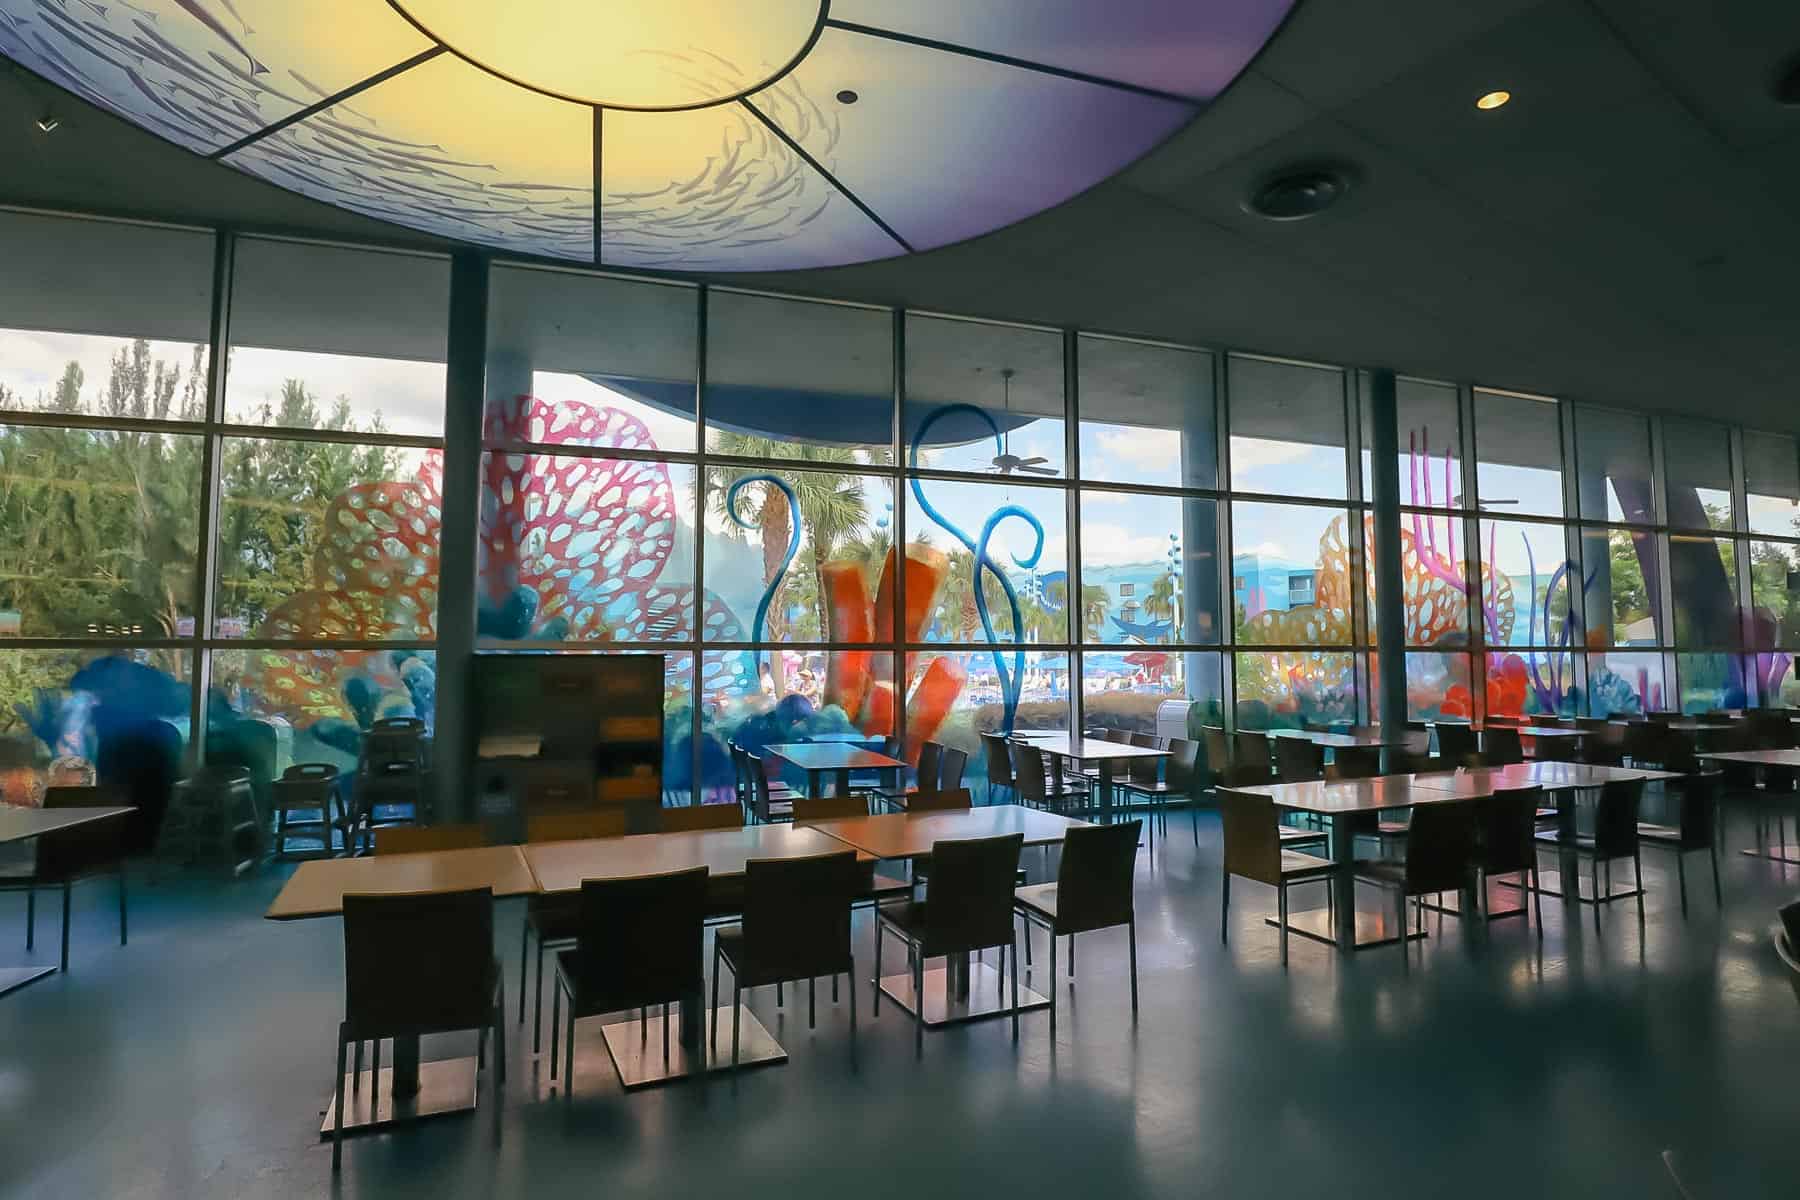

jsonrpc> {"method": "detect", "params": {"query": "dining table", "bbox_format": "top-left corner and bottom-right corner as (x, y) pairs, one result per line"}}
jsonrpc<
(0, 805), (133, 997)
(1271, 729), (1413, 749)
(1012, 733), (1168, 823)
(1697, 748), (1800, 866)
(763, 741), (905, 800)
(265, 845), (539, 1136)
(808, 805), (1087, 1025)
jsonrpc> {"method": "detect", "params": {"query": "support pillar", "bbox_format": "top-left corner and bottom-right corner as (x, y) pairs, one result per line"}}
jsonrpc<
(1368, 370), (1409, 732)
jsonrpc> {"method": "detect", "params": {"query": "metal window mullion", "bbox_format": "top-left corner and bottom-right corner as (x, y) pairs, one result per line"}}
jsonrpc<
(1063, 328), (1082, 737)
(189, 230), (234, 768)
(1456, 382), (1483, 721)
(1217, 351), (1237, 731)
(892, 307), (908, 750)
(691, 286), (708, 801)
(1346, 370), (1371, 721)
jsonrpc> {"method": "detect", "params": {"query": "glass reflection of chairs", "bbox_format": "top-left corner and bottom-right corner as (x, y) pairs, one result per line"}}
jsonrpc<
(1218, 788), (1334, 966)
(1355, 800), (1479, 971)
(332, 887), (504, 1171)
(1534, 778), (1646, 930)
(157, 765), (260, 876)
(1117, 738), (1200, 849)
(271, 763), (341, 859)
(1637, 772), (1722, 917)
(354, 716), (430, 854)
(1014, 820), (1142, 1037)
(551, 868), (709, 1101)
(874, 833), (1026, 1056)
(0, 786), (129, 972)
(713, 850), (861, 1069)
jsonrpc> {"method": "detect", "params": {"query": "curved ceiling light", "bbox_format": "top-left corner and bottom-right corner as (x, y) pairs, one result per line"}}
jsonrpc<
(0, 0), (1296, 272)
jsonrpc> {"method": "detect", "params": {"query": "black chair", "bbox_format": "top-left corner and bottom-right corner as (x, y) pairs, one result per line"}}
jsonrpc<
(271, 763), (341, 859)
(518, 810), (629, 1041)
(979, 733), (1017, 805)
(1472, 786), (1545, 936)
(875, 833), (1026, 1055)
(873, 741), (943, 811)
(1118, 738), (1201, 848)
(334, 888), (503, 1170)
(1638, 772), (1722, 917)
(1482, 726), (1525, 766)
(1435, 722), (1479, 766)
(1536, 777), (1646, 929)
(1330, 745), (1382, 780)
(713, 851), (860, 1068)
(1355, 801), (1478, 970)
(1009, 743), (1089, 815)
(1274, 736), (1325, 783)
(745, 753), (794, 825)
(1232, 730), (1271, 778)
(1776, 901), (1800, 1009)
(1218, 788), (1334, 966)
(939, 746), (970, 792)
(1015, 821), (1141, 1037)
(551, 867), (709, 1099)
(1, 786), (128, 972)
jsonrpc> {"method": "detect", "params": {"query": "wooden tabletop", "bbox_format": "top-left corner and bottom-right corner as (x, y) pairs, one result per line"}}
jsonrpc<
(1418, 762), (1682, 791)
(1022, 735), (1169, 761)
(0, 805), (133, 845)
(806, 804), (1090, 859)
(1697, 748), (1800, 767)
(524, 824), (867, 893)
(1271, 729), (1409, 748)
(265, 845), (539, 921)
(764, 743), (905, 771)
(1230, 773), (1494, 815)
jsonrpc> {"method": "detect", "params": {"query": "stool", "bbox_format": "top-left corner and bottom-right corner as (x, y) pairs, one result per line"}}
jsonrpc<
(272, 763), (342, 859)
(157, 766), (260, 877)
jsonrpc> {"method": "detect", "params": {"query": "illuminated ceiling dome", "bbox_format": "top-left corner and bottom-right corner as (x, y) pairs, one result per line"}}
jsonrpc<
(0, 0), (1295, 271)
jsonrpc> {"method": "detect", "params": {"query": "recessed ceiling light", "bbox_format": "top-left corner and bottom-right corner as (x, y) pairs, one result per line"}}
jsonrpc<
(1245, 167), (1353, 221)
(835, 89), (859, 105)
(1476, 90), (1511, 111)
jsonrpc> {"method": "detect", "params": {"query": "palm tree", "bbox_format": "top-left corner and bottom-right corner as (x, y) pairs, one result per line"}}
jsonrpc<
(1145, 574), (1177, 643)
(1081, 584), (1110, 642)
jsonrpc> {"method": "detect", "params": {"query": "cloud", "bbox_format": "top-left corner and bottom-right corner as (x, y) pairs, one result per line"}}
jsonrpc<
(1080, 522), (1182, 567)
(1241, 540), (1288, 559)
(1231, 436), (1318, 473)
(1093, 425), (1179, 474)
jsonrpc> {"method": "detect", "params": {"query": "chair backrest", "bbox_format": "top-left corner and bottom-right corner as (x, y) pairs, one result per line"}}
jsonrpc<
(283, 762), (340, 781)
(1052, 820), (1141, 935)
(1163, 739), (1200, 795)
(905, 788), (973, 813)
(343, 887), (494, 1036)
(920, 833), (1024, 955)
(745, 752), (784, 823)
(1218, 788), (1282, 886)
(1583, 725), (1627, 766)
(1592, 777), (1644, 856)
(1104, 728), (1131, 744)
(1274, 736), (1324, 782)
(1485, 714), (1527, 727)
(1232, 730), (1270, 774)
(362, 723), (424, 775)
(980, 734), (1016, 789)
(1435, 722), (1479, 763)
(1402, 802), (1477, 895)
(374, 824), (485, 855)
(1009, 742), (1050, 801)
(1482, 726), (1524, 766)
(35, 786), (125, 879)
(1674, 771), (1720, 850)
(917, 741), (944, 789)
(742, 851), (859, 978)
(1126, 732), (1162, 783)
(1331, 745), (1382, 780)
(1662, 729), (1702, 775)
(570, 867), (708, 1011)
(526, 809), (628, 843)
(658, 803), (745, 833)
(1221, 760), (1271, 788)
(792, 794), (868, 823)
(1474, 786), (1542, 875)
(939, 746), (970, 791)
(1201, 726), (1231, 776)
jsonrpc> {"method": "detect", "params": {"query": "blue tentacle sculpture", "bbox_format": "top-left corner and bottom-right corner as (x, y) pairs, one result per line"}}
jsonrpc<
(909, 404), (1046, 732)
(727, 474), (801, 677)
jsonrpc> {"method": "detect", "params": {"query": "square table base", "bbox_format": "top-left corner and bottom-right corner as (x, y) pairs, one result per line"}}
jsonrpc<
(1419, 879), (1529, 920)
(1268, 908), (1427, 950)
(543, 1007), (787, 1094)
(1497, 868), (1642, 904)
(1740, 848), (1800, 867)
(0, 965), (56, 997)
(879, 962), (1049, 1026)
(319, 1057), (479, 1138)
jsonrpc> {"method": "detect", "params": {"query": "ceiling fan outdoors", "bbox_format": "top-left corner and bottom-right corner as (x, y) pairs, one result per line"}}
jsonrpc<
(987, 369), (1056, 476)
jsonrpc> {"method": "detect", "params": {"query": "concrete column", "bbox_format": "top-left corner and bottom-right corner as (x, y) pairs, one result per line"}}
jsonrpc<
(1368, 370), (1408, 731)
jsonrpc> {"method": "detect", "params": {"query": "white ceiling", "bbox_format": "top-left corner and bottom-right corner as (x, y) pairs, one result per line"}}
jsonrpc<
(3, 0), (1798, 430)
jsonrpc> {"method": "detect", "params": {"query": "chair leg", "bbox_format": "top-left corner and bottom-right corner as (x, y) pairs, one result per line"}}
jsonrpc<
(1069, 933), (1076, 980)
(518, 910), (529, 1025)
(1278, 884), (1289, 967)
(1398, 889), (1409, 973)
(809, 977), (816, 1030)
(710, 942), (722, 1052)
(1531, 863), (1544, 939)
(847, 957), (858, 1069)
(117, 871), (127, 946)
(533, 939), (546, 1053)
(1676, 852), (1688, 918)
(353, 1041), (363, 1091)
(550, 981), (561, 1080)
(494, 981), (507, 1084)
(732, 982), (743, 1070)
(25, 887), (33, 951)
(913, 951), (925, 1058)
(1220, 872), (1231, 944)
(1591, 859), (1602, 932)
(1128, 916), (1139, 1017)
(1634, 852), (1645, 927)
(872, 920), (884, 1016)
(1710, 844), (1721, 906)
(1009, 936), (1020, 1041)
(564, 1008), (575, 1103)
(60, 881), (70, 973)
(332, 1036), (347, 1172)
(1048, 931), (1058, 1039)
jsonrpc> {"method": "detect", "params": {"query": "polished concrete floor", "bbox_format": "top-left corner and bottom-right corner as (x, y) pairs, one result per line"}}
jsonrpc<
(4, 801), (1800, 1199)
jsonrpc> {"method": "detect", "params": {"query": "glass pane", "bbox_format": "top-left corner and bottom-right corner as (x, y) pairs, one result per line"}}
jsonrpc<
(1397, 651), (1472, 722)
(1662, 417), (1733, 531)
(1750, 542), (1800, 647)
(1363, 513), (1471, 647)
(1486, 649), (1575, 718)
(1762, 657), (1800, 708)
(227, 239), (447, 437)
(1744, 433), (1798, 537)
(1234, 651), (1356, 730)
(700, 647), (903, 784)
(708, 292), (892, 462)
(1231, 502), (1352, 645)
(1474, 389), (1561, 518)
(1227, 356), (1345, 500)
(208, 647), (436, 773)
(1574, 406), (1653, 524)
(0, 213), (211, 420)
(1478, 520), (1576, 648)
(1079, 491), (1220, 644)
(1076, 335), (1215, 489)
(214, 440), (438, 640)
(477, 453), (695, 643)
(907, 315), (1063, 477)
(0, 424), (201, 638)
(905, 478), (1067, 643)
(1083, 650), (1224, 729)
(1669, 534), (1740, 647)
(487, 265), (696, 453)
(1676, 653), (1751, 713)
(1580, 527), (1661, 647)
(0, 647), (191, 810)
(705, 468), (895, 645)
(1363, 378), (1460, 508)
(1587, 652), (1666, 718)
